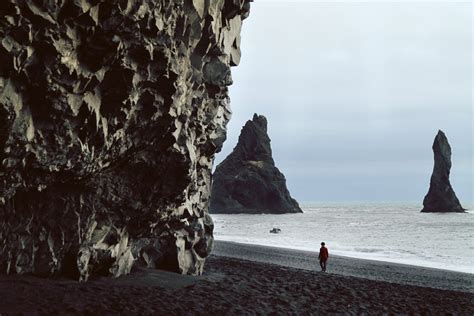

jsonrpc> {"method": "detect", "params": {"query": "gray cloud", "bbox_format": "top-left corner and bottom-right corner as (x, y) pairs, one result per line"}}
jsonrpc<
(216, 1), (473, 203)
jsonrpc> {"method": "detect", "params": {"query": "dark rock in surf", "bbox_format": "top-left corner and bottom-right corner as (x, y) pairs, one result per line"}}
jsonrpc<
(210, 114), (302, 214)
(421, 130), (465, 213)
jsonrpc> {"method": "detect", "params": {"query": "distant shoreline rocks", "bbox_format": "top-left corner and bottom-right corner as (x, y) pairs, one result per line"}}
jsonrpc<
(421, 130), (465, 213)
(210, 114), (302, 214)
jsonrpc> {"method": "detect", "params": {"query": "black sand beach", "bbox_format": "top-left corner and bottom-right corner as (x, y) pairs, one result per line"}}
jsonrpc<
(214, 241), (474, 292)
(1, 240), (473, 315)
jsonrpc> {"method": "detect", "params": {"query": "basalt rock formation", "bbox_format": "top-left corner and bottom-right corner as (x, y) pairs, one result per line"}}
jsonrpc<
(421, 130), (465, 213)
(210, 114), (302, 214)
(0, 0), (251, 280)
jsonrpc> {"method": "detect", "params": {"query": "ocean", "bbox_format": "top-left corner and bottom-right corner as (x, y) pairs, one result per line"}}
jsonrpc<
(212, 203), (474, 274)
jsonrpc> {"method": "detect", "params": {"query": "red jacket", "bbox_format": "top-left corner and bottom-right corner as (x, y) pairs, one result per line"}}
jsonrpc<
(319, 246), (329, 261)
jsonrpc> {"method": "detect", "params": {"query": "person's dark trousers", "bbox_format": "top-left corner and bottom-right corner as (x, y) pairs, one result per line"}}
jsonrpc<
(320, 260), (327, 272)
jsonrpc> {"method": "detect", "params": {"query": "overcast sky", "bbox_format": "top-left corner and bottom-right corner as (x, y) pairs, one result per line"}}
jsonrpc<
(216, 0), (473, 203)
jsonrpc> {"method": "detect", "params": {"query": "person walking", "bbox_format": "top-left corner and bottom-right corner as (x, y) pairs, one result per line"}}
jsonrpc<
(318, 242), (329, 272)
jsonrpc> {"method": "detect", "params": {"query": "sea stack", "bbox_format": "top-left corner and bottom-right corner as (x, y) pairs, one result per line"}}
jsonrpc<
(210, 114), (302, 214)
(0, 0), (251, 280)
(421, 130), (465, 213)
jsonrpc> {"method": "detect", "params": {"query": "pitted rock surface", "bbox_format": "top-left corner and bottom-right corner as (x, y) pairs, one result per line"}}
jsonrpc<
(0, 0), (251, 280)
(421, 130), (464, 213)
(210, 114), (302, 214)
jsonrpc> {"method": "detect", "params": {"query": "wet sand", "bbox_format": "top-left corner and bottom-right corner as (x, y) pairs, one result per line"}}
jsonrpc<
(214, 240), (474, 292)
(0, 240), (472, 315)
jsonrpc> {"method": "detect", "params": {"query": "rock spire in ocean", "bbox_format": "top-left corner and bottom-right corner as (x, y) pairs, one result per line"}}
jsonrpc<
(0, 0), (251, 280)
(421, 130), (465, 213)
(210, 114), (302, 214)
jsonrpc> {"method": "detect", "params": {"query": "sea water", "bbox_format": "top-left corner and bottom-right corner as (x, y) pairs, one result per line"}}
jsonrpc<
(212, 203), (474, 274)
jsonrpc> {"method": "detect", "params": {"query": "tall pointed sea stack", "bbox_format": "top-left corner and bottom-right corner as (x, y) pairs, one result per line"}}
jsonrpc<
(421, 130), (465, 213)
(210, 114), (302, 214)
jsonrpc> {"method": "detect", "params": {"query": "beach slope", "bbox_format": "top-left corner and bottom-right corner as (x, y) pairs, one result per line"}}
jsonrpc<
(0, 241), (472, 314)
(213, 240), (473, 292)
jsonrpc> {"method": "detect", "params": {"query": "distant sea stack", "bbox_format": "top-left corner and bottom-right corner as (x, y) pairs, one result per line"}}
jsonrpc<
(210, 114), (302, 214)
(421, 130), (465, 213)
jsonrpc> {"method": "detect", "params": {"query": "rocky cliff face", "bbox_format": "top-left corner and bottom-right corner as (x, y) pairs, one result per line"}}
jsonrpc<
(421, 130), (464, 213)
(210, 114), (302, 214)
(0, 0), (251, 280)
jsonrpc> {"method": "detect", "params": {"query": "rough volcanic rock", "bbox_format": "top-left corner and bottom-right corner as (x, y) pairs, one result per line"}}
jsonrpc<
(0, 0), (251, 280)
(210, 114), (302, 214)
(421, 130), (465, 213)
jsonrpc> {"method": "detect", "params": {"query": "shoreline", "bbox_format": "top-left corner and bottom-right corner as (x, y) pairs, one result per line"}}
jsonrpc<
(212, 204), (474, 276)
(213, 240), (474, 293)
(1, 240), (473, 314)
(214, 237), (473, 275)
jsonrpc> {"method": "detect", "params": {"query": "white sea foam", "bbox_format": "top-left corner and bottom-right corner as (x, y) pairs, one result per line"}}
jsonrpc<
(212, 202), (474, 274)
